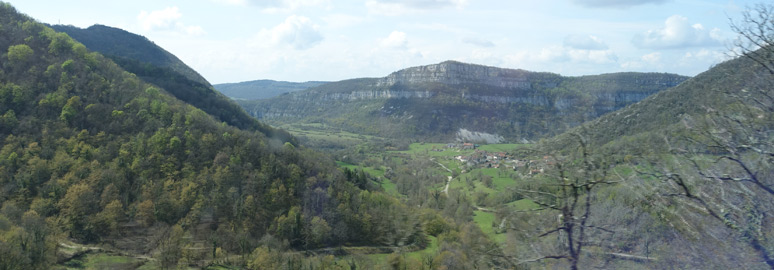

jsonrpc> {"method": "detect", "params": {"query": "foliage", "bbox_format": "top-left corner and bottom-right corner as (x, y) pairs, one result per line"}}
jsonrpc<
(0, 4), (422, 268)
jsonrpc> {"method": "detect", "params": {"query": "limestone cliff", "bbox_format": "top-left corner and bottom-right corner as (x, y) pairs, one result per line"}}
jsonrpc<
(241, 61), (690, 141)
(376, 60), (560, 90)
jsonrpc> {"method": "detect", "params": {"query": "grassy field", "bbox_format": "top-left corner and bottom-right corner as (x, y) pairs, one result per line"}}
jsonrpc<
(277, 123), (386, 150)
(406, 235), (439, 260)
(62, 252), (146, 270)
(336, 161), (398, 195)
(508, 199), (540, 211)
(478, 144), (528, 152)
(473, 211), (506, 244)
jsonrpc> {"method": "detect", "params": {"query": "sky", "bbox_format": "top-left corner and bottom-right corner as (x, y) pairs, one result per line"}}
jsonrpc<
(5, 0), (760, 84)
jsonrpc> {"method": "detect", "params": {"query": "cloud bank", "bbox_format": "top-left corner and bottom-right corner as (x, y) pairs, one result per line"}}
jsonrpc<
(137, 7), (205, 36)
(632, 15), (723, 49)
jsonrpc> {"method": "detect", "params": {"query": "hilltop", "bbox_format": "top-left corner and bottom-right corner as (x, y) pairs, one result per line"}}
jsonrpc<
(214, 79), (328, 100)
(49, 24), (283, 138)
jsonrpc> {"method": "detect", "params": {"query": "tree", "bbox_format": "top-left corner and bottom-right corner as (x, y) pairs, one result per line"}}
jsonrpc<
(644, 4), (774, 268)
(7, 44), (33, 68)
(59, 183), (97, 241)
(507, 133), (617, 270)
(730, 3), (774, 75)
(157, 225), (185, 269)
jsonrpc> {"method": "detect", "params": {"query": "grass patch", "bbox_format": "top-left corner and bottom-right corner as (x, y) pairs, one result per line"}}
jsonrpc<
(62, 252), (145, 270)
(508, 199), (539, 211)
(473, 211), (506, 244)
(406, 235), (439, 261)
(478, 144), (528, 152)
(337, 161), (397, 195)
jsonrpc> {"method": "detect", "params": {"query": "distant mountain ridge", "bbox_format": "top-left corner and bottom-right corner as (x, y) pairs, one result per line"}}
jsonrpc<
(214, 79), (328, 100)
(244, 61), (689, 142)
(50, 24), (209, 86)
(50, 24), (289, 139)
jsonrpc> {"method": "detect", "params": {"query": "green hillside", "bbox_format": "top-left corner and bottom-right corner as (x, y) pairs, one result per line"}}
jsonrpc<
(49, 24), (284, 139)
(509, 48), (774, 268)
(0, 4), (436, 269)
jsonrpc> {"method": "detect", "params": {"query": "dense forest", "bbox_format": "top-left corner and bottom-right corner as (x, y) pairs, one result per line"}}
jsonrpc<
(0, 4), (497, 269)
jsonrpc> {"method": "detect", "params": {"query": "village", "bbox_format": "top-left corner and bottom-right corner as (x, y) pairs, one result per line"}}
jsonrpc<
(436, 143), (556, 175)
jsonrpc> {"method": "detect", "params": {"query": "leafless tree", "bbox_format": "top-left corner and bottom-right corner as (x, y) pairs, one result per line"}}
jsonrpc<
(497, 133), (619, 270)
(730, 3), (774, 75)
(642, 4), (774, 268)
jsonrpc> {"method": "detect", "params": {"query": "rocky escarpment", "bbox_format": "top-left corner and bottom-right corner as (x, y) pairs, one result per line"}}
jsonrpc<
(242, 61), (690, 141)
(376, 60), (560, 89)
(295, 90), (436, 101)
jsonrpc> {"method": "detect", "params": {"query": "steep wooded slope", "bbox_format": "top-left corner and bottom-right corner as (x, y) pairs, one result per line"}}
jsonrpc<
(0, 4), (421, 268)
(49, 24), (283, 138)
(515, 51), (774, 269)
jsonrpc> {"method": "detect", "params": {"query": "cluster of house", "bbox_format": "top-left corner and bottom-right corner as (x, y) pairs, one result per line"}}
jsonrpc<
(454, 150), (556, 175)
(445, 142), (478, 150)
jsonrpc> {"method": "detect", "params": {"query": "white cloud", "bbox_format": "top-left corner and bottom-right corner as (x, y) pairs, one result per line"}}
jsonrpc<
(467, 48), (502, 66)
(536, 46), (571, 62)
(632, 15), (723, 49)
(641, 52), (661, 63)
(234, 0), (330, 12)
(462, 37), (495, 47)
(212, 0), (331, 13)
(180, 24), (206, 36)
(563, 34), (608, 50)
(380, 31), (408, 49)
(138, 7), (182, 31)
(620, 52), (662, 70)
(572, 0), (670, 9)
(679, 49), (728, 68)
(322, 14), (365, 28)
(569, 49), (618, 63)
(256, 15), (323, 50)
(137, 7), (206, 36)
(366, 0), (468, 15)
(523, 45), (617, 64)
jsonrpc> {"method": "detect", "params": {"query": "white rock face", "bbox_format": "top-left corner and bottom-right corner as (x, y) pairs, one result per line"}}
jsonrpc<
(456, 128), (504, 144)
(375, 61), (555, 90)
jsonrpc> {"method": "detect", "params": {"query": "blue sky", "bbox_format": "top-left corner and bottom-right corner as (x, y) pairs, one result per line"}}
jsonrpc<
(6, 0), (758, 84)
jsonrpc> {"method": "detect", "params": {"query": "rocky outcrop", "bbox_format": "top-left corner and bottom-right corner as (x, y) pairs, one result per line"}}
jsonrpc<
(376, 61), (560, 89)
(300, 90), (436, 101)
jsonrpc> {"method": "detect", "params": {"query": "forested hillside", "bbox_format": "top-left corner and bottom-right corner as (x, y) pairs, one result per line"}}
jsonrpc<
(494, 46), (774, 268)
(49, 24), (283, 138)
(0, 4), (454, 269)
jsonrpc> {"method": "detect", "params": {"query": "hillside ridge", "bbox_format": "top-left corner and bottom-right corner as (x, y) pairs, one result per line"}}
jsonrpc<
(243, 61), (689, 141)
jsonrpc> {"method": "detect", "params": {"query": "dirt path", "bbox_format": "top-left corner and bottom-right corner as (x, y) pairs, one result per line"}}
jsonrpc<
(431, 159), (454, 195)
(432, 158), (498, 214)
(58, 241), (155, 264)
(475, 206), (494, 212)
